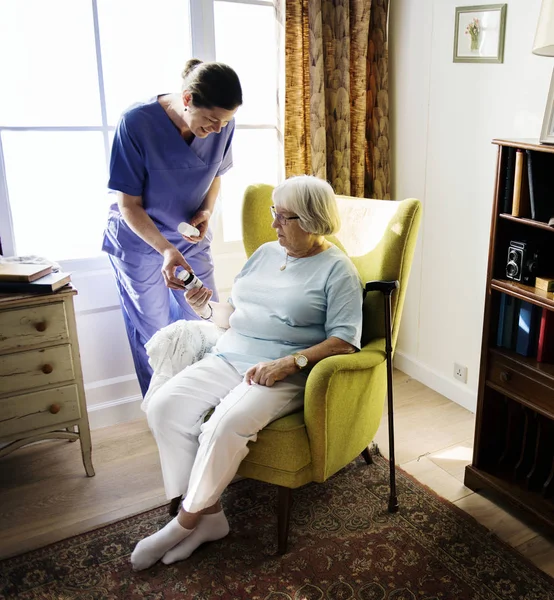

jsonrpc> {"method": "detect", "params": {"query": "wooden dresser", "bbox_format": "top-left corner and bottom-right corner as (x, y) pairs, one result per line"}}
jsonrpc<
(0, 287), (94, 477)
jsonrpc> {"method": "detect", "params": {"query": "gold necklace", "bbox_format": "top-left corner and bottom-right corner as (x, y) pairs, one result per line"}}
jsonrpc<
(280, 253), (294, 271)
(280, 242), (327, 271)
(280, 252), (304, 271)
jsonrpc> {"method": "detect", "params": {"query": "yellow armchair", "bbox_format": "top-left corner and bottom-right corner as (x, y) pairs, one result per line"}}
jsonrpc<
(235, 183), (422, 553)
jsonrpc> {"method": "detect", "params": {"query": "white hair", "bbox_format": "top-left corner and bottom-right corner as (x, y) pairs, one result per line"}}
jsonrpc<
(272, 175), (340, 235)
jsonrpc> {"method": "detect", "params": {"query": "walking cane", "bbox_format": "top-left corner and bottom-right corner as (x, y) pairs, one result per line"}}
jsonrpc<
(364, 280), (400, 513)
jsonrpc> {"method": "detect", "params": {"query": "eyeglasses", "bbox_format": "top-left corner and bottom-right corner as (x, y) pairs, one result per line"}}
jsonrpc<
(270, 206), (300, 225)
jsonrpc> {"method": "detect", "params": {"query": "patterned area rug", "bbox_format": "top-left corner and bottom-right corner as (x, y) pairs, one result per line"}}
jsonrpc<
(1, 455), (553, 600)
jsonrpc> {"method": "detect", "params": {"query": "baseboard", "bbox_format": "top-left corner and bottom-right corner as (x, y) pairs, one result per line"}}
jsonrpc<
(87, 395), (145, 430)
(394, 351), (477, 413)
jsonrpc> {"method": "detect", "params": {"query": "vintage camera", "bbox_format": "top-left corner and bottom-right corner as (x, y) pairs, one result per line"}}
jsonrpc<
(506, 241), (539, 285)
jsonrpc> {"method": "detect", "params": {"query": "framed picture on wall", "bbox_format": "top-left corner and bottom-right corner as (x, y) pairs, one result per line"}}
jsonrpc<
(453, 4), (507, 63)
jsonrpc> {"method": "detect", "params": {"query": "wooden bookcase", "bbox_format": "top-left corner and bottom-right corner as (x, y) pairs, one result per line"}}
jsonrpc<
(464, 139), (554, 528)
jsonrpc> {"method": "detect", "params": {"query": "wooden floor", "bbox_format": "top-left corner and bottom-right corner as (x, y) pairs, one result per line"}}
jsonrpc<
(1, 370), (554, 577)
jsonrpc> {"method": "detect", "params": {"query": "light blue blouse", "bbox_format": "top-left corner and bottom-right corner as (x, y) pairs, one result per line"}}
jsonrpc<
(214, 242), (363, 374)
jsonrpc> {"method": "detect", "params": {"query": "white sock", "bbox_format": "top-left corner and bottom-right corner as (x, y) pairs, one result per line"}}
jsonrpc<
(131, 517), (193, 571)
(161, 511), (229, 564)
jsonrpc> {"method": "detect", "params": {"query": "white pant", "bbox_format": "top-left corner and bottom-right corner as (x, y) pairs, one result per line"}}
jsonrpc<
(146, 354), (306, 513)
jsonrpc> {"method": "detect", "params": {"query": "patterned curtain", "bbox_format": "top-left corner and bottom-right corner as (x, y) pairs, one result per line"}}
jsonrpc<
(280, 0), (390, 199)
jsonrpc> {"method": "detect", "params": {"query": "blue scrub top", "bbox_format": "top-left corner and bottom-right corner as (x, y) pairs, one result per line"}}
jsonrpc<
(102, 96), (235, 264)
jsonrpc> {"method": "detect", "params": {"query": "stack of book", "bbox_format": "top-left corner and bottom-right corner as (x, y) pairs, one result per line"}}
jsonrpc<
(0, 263), (71, 294)
(497, 292), (554, 362)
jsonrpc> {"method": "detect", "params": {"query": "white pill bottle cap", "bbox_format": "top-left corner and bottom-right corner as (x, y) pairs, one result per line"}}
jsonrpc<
(177, 270), (203, 290)
(178, 222), (200, 237)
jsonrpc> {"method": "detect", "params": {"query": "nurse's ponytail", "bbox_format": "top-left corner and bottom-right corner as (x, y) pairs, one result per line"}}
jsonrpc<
(181, 60), (243, 111)
(182, 59), (203, 80)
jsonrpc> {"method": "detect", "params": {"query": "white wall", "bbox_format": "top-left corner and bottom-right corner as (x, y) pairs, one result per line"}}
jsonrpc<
(71, 263), (142, 429)
(390, 0), (552, 411)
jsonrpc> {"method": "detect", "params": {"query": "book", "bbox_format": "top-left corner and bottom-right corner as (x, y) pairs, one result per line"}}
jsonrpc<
(525, 150), (554, 223)
(496, 294), (521, 350)
(0, 263), (52, 282)
(497, 294), (520, 350)
(511, 149), (530, 218)
(497, 294), (507, 347)
(537, 309), (554, 363)
(515, 300), (541, 357)
(526, 150), (537, 220)
(502, 147), (516, 214)
(502, 296), (520, 350)
(0, 271), (71, 294)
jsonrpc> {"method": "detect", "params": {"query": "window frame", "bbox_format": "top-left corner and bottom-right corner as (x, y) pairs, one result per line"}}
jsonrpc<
(0, 0), (279, 271)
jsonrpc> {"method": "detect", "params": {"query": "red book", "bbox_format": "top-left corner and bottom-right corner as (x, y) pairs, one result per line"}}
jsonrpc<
(537, 309), (554, 363)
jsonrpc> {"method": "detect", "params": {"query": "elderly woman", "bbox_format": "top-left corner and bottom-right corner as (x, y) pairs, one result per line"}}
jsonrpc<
(132, 175), (363, 570)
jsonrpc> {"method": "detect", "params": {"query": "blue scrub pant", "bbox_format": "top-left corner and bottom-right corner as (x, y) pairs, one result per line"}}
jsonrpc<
(108, 249), (219, 398)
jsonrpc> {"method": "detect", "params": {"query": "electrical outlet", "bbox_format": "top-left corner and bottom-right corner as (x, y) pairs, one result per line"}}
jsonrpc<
(454, 363), (468, 383)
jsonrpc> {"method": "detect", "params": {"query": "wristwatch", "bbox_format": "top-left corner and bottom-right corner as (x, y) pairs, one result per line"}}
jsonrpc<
(292, 353), (309, 370)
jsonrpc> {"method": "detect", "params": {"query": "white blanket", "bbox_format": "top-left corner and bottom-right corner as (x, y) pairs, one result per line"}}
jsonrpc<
(142, 319), (225, 412)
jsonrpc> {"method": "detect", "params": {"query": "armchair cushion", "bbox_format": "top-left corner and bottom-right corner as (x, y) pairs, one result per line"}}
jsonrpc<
(238, 410), (312, 486)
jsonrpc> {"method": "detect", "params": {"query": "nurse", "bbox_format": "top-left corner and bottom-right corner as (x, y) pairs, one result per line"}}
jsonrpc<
(102, 60), (243, 397)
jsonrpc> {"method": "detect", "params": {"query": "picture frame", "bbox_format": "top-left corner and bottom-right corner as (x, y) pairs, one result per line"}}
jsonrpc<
(540, 68), (554, 145)
(453, 4), (507, 64)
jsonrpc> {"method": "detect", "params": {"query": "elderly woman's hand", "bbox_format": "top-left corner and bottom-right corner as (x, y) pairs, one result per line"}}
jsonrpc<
(244, 357), (297, 387)
(185, 286), (213, 319)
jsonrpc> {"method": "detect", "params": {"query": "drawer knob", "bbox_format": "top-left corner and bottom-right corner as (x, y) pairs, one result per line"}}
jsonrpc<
(35, 321), (47, 332)
(500, 370), (511, 383)
(49, 403), (61, 414)
(41, 364), (53, 374)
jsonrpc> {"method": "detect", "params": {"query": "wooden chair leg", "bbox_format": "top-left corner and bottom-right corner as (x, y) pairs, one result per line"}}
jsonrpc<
(168, 496), (182, 517)
(277, 486), (292, 555)
(361, 446), (373, 464)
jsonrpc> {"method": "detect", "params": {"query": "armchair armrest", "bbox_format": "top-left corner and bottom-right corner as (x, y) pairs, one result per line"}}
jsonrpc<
(303, 338), (388, 481)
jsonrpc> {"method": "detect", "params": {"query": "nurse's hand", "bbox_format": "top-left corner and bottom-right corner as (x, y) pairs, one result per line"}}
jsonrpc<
(188, 210), (211, 242)
(161, 247), (193, 290)
(244, 357), (297, 387)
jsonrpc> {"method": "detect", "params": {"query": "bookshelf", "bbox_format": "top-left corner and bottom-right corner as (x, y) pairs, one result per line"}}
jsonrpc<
(464, 138), (554, 528)
(498, 213), (554, 233)
(490, 280), (554, 310)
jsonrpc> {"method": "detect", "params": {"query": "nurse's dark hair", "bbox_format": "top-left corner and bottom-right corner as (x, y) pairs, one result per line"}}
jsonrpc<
(181, 59), (243, 110)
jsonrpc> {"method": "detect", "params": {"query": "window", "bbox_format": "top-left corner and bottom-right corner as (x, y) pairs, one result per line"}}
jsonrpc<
(213, 0), (280, 243)
(0, 0), (279, 265)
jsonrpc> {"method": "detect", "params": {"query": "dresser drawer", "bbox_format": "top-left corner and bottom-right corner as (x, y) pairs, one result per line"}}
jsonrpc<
(0, 384), (81, 438)
(0, 345), (75, 395)
(0, 302), (69, 354)
(487, 353), (554, 416)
